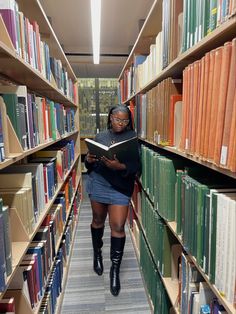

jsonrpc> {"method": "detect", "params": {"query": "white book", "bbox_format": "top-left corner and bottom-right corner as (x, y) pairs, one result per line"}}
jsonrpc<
(199, 282), (215, 307)
(224, 194), (236, 302)
(192, 292), (200, 314)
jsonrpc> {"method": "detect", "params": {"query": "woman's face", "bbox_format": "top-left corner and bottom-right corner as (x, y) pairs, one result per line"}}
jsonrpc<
(110, 111), (129, 133)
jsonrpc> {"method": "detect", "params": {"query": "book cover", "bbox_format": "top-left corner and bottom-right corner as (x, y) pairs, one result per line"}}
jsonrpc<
(85, 136), (138, 162)
(0, 212), (6, 292)
(2, 205), (12, 276)
(0, 297), (15, 312)
(0, 0), (17, 50)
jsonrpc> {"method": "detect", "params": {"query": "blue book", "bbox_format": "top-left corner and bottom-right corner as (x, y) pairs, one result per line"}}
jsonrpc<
(27, 246), (44, 297)
(200, 304), (211, 314)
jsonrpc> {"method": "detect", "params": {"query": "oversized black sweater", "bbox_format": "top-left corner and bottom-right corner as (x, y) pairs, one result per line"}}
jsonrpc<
(84, 129), (141, 197)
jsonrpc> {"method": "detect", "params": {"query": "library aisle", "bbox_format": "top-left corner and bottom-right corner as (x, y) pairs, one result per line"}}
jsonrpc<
(60, 175), (152, 314)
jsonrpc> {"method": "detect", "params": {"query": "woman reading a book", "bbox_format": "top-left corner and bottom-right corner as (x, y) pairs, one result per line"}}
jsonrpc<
(85, 104), (141, 297)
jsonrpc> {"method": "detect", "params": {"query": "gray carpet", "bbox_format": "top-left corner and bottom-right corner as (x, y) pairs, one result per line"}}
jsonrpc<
(60, 176), (152, 314)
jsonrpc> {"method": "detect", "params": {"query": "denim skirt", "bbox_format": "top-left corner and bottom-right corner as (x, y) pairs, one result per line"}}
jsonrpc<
(86, 171), (130, 205)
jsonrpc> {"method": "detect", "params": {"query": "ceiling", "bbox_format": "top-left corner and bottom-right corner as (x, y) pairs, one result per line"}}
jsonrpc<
(39, 0), (154, 78)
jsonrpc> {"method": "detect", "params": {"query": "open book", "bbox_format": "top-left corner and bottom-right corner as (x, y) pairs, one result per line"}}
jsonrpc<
(85, 136), (138, 161)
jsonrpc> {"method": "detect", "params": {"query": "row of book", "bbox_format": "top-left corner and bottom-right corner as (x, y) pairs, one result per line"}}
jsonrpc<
(132, 37), (236, 173)
(181, 0), (236, 53)
(0, 0), (77, 102)
(0, 161), (79, 293)
(38, 207), (78, 314)
(180, 252), (227, 314)
(0, 84), (76, 160)
(134, 77), (182, 146)
(0, 139), (75, 236)
(179, 38), (236, 172)
(139, 144), (236, 307)
(139, 230), (173, 314)
(0, 180), (81, 312)
(134, 196), (230, 313)
(119, 0), (236, 102)
(140, 191), (180, 278)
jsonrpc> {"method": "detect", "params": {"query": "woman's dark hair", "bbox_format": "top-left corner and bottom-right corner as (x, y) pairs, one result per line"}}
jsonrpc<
(107, 105), (134, 130)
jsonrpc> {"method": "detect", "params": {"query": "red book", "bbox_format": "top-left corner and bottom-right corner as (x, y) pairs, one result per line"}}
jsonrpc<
(0, 297), (15, 312)
(0, 0), (17, 50)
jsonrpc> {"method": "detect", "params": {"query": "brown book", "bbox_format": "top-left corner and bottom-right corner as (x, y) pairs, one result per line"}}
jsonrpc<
(203, 49), (216, 158)
(195, 56), (205, 156)
(208, 46), (223, 161)
(213, 42), (232, 165)
(220, 38), (236, 167)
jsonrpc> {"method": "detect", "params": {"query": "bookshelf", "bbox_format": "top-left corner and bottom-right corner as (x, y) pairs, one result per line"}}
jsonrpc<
(120, 1), (236, 313)
(0, 0), (81, 312)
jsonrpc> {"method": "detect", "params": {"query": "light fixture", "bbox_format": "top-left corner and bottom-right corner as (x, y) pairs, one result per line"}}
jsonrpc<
(90, 0), (101, 64)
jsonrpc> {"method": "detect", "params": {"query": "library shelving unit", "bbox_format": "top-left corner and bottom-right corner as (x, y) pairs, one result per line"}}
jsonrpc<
(119, 0), (236, 313)
(0, 0), (82, 313)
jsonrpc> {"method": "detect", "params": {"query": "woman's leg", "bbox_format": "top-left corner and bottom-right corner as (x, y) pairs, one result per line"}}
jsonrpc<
(91, 200), (108, 228)
(108, 204), (129, 237)
(108, 204), (129, 296)
(90, 200), (108, 275)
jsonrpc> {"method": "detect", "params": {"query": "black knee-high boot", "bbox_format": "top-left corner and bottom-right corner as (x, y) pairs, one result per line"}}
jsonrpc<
(91, 225), (104, 275)
(110, 236), (126, 296)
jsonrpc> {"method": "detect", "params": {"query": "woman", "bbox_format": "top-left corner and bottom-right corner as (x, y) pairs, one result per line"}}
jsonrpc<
(85, 104), (141, 297)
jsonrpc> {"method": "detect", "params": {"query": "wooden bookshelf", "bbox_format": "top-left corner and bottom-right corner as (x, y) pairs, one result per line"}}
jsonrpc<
(121, 8), (236, 100)
(166, 220), (235, 314)
(0, 40), (76, 107)
(129, 201), (179, 314)
(33, 176), (81, 314)
(141, 138), (236, 180)
(120, 1), (236, 311)
(0, 130), (79, 171)
(0, 0), (81, 312)
(128, 220), (154, 314)
(0, 154), (80, 300)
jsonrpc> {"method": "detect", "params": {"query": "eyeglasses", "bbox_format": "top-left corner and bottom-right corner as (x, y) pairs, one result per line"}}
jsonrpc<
(112, 116), (130, 125)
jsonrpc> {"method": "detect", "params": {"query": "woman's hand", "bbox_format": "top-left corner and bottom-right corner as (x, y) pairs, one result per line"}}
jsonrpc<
(86, 152), (98, 163)
(101, 155), (126, 170)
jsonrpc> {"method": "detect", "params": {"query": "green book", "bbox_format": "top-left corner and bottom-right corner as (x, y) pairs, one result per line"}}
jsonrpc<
(176, 170), (184, 235)
(2, 93), (21, 144)
(2, 205), (12, 276)
(49, 101), (57, 140)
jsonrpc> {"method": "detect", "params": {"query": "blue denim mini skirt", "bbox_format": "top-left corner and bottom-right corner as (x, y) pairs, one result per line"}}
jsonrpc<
(86, 171), (130, 205)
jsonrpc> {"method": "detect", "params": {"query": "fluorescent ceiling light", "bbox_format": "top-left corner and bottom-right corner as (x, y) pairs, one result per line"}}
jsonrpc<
(90, 0), (101, 64)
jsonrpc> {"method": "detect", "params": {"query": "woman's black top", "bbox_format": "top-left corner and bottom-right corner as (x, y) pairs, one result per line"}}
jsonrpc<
(85, 129), (141, 197)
